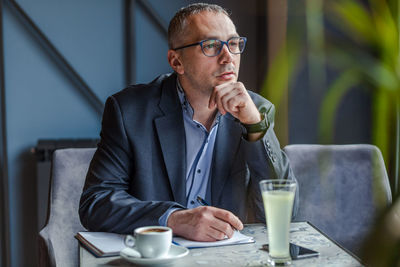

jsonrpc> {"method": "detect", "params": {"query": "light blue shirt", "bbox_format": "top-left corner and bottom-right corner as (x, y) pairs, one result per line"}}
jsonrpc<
(158, 79), (220, 226)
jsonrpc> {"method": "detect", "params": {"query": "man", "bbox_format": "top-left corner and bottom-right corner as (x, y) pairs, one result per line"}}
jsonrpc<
(79, 3), (297, 242)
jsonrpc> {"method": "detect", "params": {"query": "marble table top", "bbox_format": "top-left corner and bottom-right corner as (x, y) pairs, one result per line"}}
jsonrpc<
(80, 222), (363, 266)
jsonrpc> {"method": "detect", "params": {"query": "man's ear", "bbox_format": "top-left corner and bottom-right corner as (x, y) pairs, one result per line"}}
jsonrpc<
(167, 50), (184, 74)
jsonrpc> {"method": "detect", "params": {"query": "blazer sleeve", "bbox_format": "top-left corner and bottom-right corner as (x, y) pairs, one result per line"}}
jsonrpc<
(79, 96), (184, 234)
(242, 93), (299, 223)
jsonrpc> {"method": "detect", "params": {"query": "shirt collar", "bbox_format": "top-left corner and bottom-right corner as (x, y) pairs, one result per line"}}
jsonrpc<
(176, 78), (195, 119)
(176, 77), (221, 126)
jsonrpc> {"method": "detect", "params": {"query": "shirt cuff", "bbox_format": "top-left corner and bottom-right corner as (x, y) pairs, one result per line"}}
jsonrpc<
(158, 207), (182, 226)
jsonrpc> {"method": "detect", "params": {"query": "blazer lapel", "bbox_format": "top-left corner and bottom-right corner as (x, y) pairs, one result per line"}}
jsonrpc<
(211, 114), (242, 204)
(154, 74), (186, 206)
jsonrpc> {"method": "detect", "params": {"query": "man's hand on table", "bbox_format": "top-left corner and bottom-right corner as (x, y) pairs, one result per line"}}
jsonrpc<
(167, 206), (244, 242)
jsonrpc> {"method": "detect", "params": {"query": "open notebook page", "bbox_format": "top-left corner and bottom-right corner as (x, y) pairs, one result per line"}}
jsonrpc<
(173, 230), (254, 248)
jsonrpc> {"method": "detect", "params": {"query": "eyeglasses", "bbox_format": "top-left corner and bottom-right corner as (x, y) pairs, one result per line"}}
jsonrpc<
(172, 36), (247, 57)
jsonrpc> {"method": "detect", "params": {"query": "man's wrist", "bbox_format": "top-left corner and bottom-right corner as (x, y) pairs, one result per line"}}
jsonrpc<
(160, 207), (182, 226)
(242, 112), (269, 134)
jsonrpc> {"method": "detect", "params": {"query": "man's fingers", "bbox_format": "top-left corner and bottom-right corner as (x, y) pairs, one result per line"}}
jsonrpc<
(209, 82), (233, 111)
(215, 92), (227, 115)
(206, 225), (230, 240)
(208, 218), (235, 238)
(167, 206), (243, 242)
(211, 82), (249, 115)
(220, 88), (245, 114)
(213, 208), (244, 231)
(210, 82), (260, 124)
(227, 98), (240, 113)
(213, 83), (237, 115)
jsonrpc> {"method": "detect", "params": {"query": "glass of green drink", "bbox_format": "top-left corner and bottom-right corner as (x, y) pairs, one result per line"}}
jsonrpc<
(259, 179), (297, 266)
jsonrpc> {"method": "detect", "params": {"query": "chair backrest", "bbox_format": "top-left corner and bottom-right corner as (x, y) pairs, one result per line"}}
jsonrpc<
(39, 148), (96, 267)
(283, 144), (392, 257)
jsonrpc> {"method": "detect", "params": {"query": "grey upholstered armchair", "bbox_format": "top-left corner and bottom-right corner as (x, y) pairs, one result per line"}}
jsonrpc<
(38, 148), (96, 267)
(38, 145), (392, 265)
(284, 144), (392, 257)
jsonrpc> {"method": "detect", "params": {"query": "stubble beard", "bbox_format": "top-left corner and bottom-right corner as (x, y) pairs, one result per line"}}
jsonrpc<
(182, 65), (238, 106)
(184, 72), (214, 99)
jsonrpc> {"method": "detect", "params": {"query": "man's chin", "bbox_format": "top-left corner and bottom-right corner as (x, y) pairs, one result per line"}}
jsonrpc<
(215, 79), (237, 86)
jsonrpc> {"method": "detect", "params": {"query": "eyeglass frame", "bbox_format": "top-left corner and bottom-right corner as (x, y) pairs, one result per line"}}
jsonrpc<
(172, 36), (247, 57)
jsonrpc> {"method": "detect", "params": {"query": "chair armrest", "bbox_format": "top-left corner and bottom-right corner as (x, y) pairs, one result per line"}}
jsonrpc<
(38, 228), (56, 267)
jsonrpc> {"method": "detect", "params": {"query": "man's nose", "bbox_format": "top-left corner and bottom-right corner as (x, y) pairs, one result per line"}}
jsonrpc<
(218, 44), (233, 64)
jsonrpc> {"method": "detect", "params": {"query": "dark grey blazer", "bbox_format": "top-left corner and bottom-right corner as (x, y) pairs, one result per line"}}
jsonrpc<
(79, 73), (297, 234)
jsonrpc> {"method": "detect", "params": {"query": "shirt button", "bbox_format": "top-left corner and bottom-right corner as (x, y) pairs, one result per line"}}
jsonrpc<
(197, 169), (201, 173)
(197, 125), (201, 128)
(190, 200), (195, 205)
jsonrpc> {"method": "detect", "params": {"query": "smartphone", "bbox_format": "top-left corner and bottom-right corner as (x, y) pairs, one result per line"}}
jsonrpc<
(262, 243), (319, 260)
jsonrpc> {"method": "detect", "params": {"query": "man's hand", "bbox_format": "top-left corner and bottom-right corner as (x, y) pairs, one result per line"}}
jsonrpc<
(167, 206), (244, 241)
(208, 82), (260, 125)
(209, 82), (265, 141)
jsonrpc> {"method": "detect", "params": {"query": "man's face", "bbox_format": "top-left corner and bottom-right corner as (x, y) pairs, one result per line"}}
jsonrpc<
(175, 11), (241, 96)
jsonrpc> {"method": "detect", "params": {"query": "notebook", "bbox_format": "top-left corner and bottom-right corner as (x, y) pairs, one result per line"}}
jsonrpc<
(173, 230), (254, 248)
(75, 232), (125, 257)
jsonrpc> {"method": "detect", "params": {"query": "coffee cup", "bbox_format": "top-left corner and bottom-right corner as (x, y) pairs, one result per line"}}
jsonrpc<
(124, 226), (172, 258)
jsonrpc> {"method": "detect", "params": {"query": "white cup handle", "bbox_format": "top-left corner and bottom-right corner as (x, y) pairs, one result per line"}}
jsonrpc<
(124, 235), (136, 248)
(123, 235), (142, 258)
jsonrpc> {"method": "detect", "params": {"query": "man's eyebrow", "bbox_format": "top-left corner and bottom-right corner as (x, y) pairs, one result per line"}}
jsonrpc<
(198, 35), (219, 40)
(199, 34), (240, 40)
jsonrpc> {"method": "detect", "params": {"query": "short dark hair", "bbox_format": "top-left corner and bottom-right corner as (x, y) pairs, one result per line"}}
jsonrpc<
(168, 3), (230, 49)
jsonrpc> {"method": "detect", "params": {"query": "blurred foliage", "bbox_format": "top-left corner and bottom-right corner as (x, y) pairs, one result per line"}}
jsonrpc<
(259, 0), (399, 195)
(361, 194), (400, 266)
(259, 34), (302, 147)
(259, 38), (300, 113)
(319, 0), (400, 195)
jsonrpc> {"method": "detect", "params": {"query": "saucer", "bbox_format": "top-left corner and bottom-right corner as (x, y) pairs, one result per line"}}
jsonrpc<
(120, 244), (189, 266)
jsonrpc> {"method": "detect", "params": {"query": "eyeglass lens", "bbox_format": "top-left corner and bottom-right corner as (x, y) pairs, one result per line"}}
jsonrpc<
(201, 37), (245, 56)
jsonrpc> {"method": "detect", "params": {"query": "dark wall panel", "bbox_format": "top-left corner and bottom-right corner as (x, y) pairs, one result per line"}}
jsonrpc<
(3, 1), (123, 266)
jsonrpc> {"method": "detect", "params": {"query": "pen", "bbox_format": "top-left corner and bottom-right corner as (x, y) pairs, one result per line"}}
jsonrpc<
(196, 196), (210, 206)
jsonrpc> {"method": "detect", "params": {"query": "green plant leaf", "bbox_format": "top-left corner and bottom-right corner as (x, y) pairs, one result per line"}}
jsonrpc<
(329, 0), (376, 44)
(259, 41), (301, 110)
(318, 70), (359, 143)
(370, 0), (399, 67)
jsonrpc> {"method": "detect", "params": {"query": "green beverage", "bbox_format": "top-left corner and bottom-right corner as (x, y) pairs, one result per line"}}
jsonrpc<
(262, 190), (295, 258)
(259, 179), (297, 266)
